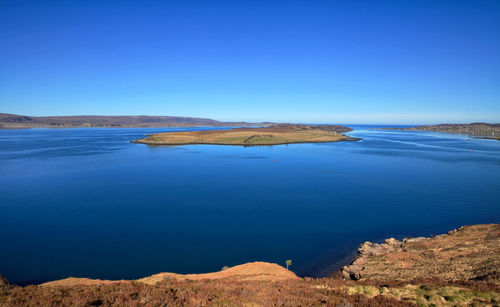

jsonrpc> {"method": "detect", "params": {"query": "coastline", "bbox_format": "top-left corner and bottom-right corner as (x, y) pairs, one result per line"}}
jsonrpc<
(340, 223), (500, 282)
(2, 223), (499, 306)
(0, 113), (273, 130)
(384, 123), (500, 141)
(0, 124), (265, 130)
(383, 127), (500, 141)
(4, 223), (498, 285)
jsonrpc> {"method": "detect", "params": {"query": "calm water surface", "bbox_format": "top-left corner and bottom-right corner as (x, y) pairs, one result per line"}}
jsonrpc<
(1, 126), (499, 284)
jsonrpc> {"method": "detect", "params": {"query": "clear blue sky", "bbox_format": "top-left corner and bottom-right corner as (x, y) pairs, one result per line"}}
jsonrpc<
(1, 0), (499, 124)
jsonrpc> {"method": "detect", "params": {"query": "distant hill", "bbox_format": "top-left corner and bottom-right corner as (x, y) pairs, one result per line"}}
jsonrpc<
(0, 113), (271, 129)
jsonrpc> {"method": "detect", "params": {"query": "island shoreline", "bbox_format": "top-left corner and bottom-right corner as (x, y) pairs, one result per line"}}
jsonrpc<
(130, 136), (361, 146)
(130, 124), (359, 146)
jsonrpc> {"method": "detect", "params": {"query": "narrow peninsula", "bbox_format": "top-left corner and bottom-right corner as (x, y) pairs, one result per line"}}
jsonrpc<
(389, 123), (500, 140)
(132, 124), (358, 146)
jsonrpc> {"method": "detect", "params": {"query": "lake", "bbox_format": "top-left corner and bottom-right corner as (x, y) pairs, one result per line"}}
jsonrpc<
(1, 126), (499, 285)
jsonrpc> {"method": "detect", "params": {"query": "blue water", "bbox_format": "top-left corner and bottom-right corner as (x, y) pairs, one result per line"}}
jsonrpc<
(1, 126), (499, 284)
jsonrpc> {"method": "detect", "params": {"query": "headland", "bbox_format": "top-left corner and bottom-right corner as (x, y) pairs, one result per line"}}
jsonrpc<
(388, 123), (500, 140)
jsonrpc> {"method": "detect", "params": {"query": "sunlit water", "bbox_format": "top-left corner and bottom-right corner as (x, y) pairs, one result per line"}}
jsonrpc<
(1, 126), (499, 284)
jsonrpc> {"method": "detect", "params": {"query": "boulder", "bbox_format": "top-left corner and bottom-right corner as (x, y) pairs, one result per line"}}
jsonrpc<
(403, 237), (426, 243)
(0, 274), (11, 291)
(341, 264), (363, 281)
(385, 238), (399, 245)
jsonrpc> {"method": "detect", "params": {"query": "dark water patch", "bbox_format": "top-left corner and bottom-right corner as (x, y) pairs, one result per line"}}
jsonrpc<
(217, 154), (269, 160)
(241, 156), (268, 159)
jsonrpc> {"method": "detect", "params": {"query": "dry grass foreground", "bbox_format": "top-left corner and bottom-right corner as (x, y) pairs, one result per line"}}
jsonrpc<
(132, 124), (357, 146)
(1, 224), (500, 306)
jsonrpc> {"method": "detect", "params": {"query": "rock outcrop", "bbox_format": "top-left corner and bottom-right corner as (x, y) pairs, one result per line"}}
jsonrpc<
(342, 223), (500, 282)
(342, 237), (405, 280)
(0, 275), (10, 292)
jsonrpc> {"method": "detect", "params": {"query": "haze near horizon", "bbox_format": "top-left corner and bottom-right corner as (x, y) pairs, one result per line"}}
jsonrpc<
(1, 0), (499, 124)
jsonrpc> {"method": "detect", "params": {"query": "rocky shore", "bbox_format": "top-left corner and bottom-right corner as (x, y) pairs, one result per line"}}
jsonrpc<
(342, 223), (500, 283)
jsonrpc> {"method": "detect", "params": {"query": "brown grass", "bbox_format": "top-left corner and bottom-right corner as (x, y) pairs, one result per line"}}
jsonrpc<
(5, 275), (498, 306)
(137, 261), (299, 285)
(41, 262), (299, 288)
(1, 277), (418, 306)
(132, 124), (356, 146)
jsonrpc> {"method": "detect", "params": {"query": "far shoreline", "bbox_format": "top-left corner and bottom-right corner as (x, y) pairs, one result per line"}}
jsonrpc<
(383, 123), (500, 140)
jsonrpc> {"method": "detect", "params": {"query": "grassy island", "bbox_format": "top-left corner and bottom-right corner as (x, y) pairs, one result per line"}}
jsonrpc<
(132, 124), (358, 146)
